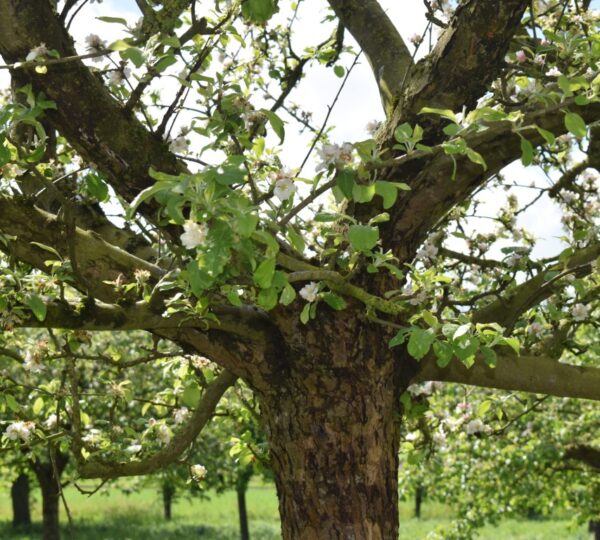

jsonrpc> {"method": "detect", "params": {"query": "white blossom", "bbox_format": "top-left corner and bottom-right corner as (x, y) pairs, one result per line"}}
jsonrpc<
(559, 189), (577, 204)
(409, 34), (423, 47)
(571, 303), (589, 321)
(82, 428), (102, 446)
(366, 120), (380, 136)
(274, 177), (297, 202)
(433, 427), (447, 447)
(5, 421), (34, 442)
(315, 142), (353, 171)
(157, 424), (171, 445)
(126, 442), (142, 454)
(180, 220), (208, 249)
(545, 66), (561, 77)
(527, 322), (544, 336)
(465, 418), (486, 435)
(84, 34), (107, 62)
(191, 464), (207, 481)
(23, 350), (44, 373)
(44, 414), (57, 430)
(169, 135), (189, 154)
(515, 50), (527, 62)
(108, 67), (131, 85)
(299, 282), (319, 302)
(26, 43), (48, 62)
(173, 407), (190, 425)
(191, 356), (212, 369)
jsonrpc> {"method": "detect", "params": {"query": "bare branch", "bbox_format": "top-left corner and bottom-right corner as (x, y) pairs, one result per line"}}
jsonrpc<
(327, 0), (413, 114)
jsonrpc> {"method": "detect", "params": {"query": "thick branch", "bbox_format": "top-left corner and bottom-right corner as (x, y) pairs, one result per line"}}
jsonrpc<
(78, 370), (237, 479)
(472, 243), (600, 327)
(392, 0), (529, 126)
(0, 0), (182, 216)
(564, 445), (600, 470)
(379, 100), (600, 264)
(327, 0), (412, 114)
(413, 354), (600, 401)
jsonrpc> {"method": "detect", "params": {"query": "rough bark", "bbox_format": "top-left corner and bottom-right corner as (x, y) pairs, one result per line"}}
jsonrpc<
(260, 313), (404, 539)
(11, 473), (31, 529)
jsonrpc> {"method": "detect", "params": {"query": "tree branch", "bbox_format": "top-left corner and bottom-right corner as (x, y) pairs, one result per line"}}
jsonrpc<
(0, 0), (182, 220)
(327, 0), (412, 114)
(77, 370), (237, 479)
(564, 445), (600, 470)
(413, 353), (600, 401)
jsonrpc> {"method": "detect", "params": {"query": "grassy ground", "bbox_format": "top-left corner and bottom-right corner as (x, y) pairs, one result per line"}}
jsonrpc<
(0, 485), (590, 539)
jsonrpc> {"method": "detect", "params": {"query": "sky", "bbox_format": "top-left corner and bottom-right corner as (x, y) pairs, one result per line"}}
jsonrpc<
(1, 0), (590, 261)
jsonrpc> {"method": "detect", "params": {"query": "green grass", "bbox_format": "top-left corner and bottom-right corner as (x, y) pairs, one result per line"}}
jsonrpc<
(0, 485), (590, 539)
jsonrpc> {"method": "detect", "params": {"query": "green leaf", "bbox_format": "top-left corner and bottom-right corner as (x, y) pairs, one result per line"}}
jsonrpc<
(453, 323), (471, 340)
(300, 302), (311, 324)
(322, 293), (346, 310)
(280, 283), (296, 306)
(236, 213), (258, 237)
(336, 169), (354, 199)
(520, 136), (534, 166)
(5, 394), (19, 412)
(287, 229), (305, 253)
(242, 0), (278, 23)
(97, 16), (128, 25)
(120, 47), (145, 68)
(477, 400), (492, 417)
(419, 107), (458, 123)
(333, 65), (345, 78)
(536, 127), (555, 145)
(481, 346), (497, 367)
(465, 148), (487, 170)
(433, 341), (453, 368)
(503, 336), (520, 355)
(407, 328), (435, 360)
(109, 39), (133, 51)
(257, 287), (278, 310)
(389, 328), (410, 348)
(262, 110), (285, 143)
(564, 112), (587, 138)
(26, 294), (47, 322)
(375, 181), (398, 209)
(352, 183), (376, 203)
(32, 397), (44, 415)
(348, 225), (379, 252)
(394, 123), (413, 143)
(253, 257), (276, 288)
(182, 383), (201, 408)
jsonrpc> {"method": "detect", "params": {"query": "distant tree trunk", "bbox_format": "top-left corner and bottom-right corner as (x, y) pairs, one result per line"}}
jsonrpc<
(162, 481), (175, 521)
(11, 473), (31, 528)
(589, 520), (600, 540)
(414, 484), (424, 519)
(236, 467), (253, 540)
(31, 452), (68, 540)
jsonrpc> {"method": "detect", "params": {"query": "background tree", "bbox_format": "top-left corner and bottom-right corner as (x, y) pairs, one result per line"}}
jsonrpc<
(0, 0), (599, 537)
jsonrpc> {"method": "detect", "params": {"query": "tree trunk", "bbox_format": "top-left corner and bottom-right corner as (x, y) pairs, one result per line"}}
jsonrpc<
(11, 473), (31, 528)
(589, 520), (600, 540)
(162, 481), (175, 521)
(414, 484), (424, 519)
(260, 315), (407, 539)
(31, 453), (68, 540)
(236, 467), (253, 540)
(237, 484), (250, 540)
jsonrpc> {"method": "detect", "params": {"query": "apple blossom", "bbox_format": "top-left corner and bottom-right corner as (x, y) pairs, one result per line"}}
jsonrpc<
(180, 221), (208, 250)
(299, 282), (319, 302)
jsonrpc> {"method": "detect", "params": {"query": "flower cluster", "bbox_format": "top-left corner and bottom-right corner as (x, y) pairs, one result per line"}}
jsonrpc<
(5, 421), (35, 442)
(316, 142), (353, 172)
(191, 464), (207, 481)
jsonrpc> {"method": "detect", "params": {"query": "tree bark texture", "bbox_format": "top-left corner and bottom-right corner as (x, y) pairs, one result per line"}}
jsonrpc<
(261, 313), (406, 539)
(237, 484), (250, 540)
(11, 473), (31, 528)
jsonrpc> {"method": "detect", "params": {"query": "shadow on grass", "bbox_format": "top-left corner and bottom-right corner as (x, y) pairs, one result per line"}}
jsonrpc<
(0, 519), (281, 540)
